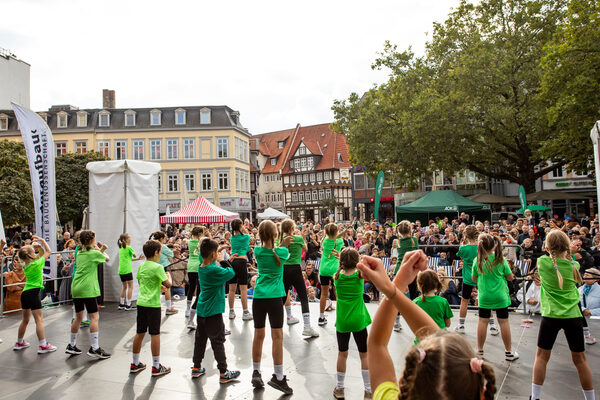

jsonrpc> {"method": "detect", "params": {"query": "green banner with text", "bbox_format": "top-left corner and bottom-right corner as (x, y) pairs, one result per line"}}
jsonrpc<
(518, 185), (527, 210)
(374, 170), (385, 220)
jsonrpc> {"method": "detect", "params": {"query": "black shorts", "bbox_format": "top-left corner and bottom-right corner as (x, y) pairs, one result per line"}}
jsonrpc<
(252, 297), (284, 329)
(337, 328), (368, 353)
(21, 288), (42, 310)
(478, 307), (509, 319)
(137, 305), (161, 335)
(320, 275), (334, 286)
(537, 316), (584, 353)
(461, 283), (475, 300)
(73, 297), (99, 314)
(229, 257), (249, 285)
(119, 272), (133, 282)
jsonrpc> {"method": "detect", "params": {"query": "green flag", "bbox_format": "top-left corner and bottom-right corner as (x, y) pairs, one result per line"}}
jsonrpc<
(374, 170), (385, 220)
(518, 185), (527, 211)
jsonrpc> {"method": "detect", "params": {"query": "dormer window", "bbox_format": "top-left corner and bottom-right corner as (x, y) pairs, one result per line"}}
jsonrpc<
(298, 145), (306, 155)
(57, 111), (68, 128)
(278, 141), (285, 149)
(150, 109), (161, 126)
(0, 114), (8, 131)
(99, 110), (110, 127)
(200, 108), (211, 124)
(77, 111), (88, 128)
(175, 108), (186, 125)
(124, 110), (136, 127)
(270, 158), (277, 166)
(337, 152), (343, 163)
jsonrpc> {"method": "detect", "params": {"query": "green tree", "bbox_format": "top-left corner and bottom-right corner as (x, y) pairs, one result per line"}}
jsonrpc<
(333, 0), (571, 193)
(55, 151), (109, 227)
(0, 140), (34, 227)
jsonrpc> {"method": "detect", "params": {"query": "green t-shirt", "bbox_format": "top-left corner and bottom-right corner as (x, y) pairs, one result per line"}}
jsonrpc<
(457, 244), (477, 286)
(538, 255), (582, 319)
(334, 270), (371, 333)
(158, 244), (173, 268)
(187, 239), (200, 273)
(72, 248), (106, 298)
(472, 255), (512, 309)
(394, 237), (420, 274)
(136, 260), (168, 308)
(282, 235), (304, 265)
(196, 261), (235, 317)
(72, 245), (80, 276)
(118, 245), (135, 275)
(413, 295), (453, 330)
(23, 257), (45, 292)
(231, 234), (251, 257)
(320, 237), (344, 277)
(254, 246), (290, 299)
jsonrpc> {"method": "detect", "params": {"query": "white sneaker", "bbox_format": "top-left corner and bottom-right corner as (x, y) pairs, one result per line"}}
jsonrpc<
(302, 327), (320, 337)
(229, 310), (236, 320)
(287, 316), (299, 325)
(490, 325), (499, 336)
(505, 351), (519, 361)
(584, 335), (596, 345)
(187, 322), (197, 330)
(455, 325), (465, 334)
(393, 321), (402, 332)
(41, 296), (52, 304)
(242, 312), (253, 321)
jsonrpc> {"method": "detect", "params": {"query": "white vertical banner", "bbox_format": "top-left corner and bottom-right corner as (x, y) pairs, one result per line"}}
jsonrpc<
(11, 103), (58, 277)
(0, 209), (5, 242)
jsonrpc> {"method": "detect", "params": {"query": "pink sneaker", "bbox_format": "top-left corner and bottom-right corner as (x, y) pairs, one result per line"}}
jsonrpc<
(38, 343), (57, 354)
(585, 335), (596, 345)
(13, 341), (30, 351)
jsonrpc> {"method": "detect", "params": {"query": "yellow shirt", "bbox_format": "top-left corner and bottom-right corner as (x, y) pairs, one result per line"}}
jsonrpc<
(374, 381), (399, 400)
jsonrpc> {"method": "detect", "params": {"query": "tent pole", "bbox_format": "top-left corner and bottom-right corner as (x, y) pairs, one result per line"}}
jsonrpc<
(123, 162), (128, 233)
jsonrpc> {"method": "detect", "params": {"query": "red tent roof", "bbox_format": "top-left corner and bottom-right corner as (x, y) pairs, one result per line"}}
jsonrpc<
(160, 196), (239, 224)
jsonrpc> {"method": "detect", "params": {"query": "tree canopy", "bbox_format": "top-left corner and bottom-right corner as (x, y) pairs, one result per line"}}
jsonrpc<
(0, 140), (34, 227)
(333, 0), (595, 193)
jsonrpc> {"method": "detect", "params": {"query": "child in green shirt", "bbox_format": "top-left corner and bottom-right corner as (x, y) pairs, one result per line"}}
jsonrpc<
(228, 219), (253, 321)
(149, 231), (178, 315)
(186, 226), (205, 328)
(319, 223), (344, 327)
(117, 233), (144, 311)
(130, 240), (172, 376)
(455, 225), (481, 334)
(413, 270), (453, 342)
(191, 238), (240, 384)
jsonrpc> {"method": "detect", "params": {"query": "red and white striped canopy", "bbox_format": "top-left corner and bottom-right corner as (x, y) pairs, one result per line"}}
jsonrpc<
(160, 196), (239, 224)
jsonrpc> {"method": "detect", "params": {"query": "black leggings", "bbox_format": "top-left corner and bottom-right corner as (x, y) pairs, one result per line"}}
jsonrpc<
(283, 264), (309, 314)
(578, 303), (588, 328)
(188, 272), (199, 309)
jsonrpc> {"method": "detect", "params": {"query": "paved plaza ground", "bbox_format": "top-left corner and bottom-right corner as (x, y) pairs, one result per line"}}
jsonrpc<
(0, 300), (598, 399)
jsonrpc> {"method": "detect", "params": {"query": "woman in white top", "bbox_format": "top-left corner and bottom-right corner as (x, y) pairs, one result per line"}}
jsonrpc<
(517, 271), (541, 314)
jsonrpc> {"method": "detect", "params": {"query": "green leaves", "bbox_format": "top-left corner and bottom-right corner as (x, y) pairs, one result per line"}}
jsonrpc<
(0, 140), (34, 227)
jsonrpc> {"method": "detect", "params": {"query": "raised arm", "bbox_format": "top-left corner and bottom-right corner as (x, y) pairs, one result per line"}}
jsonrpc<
(31, 236), (51, 259)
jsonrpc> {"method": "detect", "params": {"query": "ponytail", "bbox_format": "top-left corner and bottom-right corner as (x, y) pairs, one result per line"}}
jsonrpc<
(493, 237), (504, 267)
(117, 233), (128, 249)
(334, 266), (342, 281)
(272, 248), (281, 266)
(550, 251), (565, 289)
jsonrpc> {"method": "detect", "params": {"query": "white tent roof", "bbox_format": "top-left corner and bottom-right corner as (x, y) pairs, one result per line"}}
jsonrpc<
(257, 207), (289, 220)
(86, 159), (162, 175)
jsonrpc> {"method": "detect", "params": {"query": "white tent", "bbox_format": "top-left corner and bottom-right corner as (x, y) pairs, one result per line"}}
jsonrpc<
(86, 160), (161, 302)
(257, 207), (290, 220)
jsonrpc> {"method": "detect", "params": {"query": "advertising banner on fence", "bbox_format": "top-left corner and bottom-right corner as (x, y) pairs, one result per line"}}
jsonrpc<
(11, 103), (57, 277)
(0, 209), (5, 243)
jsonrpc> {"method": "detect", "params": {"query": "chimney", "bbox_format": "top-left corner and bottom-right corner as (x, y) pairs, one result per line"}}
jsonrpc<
(102, 89), (115, 109)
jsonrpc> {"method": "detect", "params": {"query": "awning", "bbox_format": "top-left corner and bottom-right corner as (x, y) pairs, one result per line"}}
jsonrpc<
(160, 196), (239, 224)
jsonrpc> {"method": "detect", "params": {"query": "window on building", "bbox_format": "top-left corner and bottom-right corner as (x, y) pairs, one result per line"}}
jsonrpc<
(55, 142), (67, 157)
(150, 110), (161, 126)
(290, 160), (294, 169)
(278, 141), (285, 149)
(133, 140), (144, 160)
(158, 174), (162, 192)
(299, 191), (304, 201)
(324, 171), (331, 180)
(0, 115), (9, 130)
(183, 138), (195, 159)
(184, 173), (195, 191)
(306, 191), (311, 201)
(236, 170), (241, 192)
(277, 193), (282, 201)
(218, 171), (229, 190)
(325, 188), (332, 198)
(301, 158), (307, 168)
(299, 146), (306, 155)
(277, 175), (281, 181)
(150, 140), (162, 160)
(217, 138), (229, 158)
(270, 158), (276, 165)
(99, 112), (110, 127)
(290, 175), (295, 184)
(200, 109), (211, 124)
(292, 192), (298, 202)
(115, 141), (126, 160)
(354, 173), (365, 190)
(167, 174), (178, 192)
(310, 173), (315, 182)
(97, 140), (110, 157)
(317, 172), (323, 181)
(307, 157), (314, 168)
(264, 175), (268, 183)
(303, 174), (309, 183)
(294, 159), (300, 169)
(201, 172), (212, 191)
(175, 109), (186, 125)
(319, 189), (324, 200)
(57, 112), (68, 128)
(77, 112), (87, 127)
(124, 111), (136, 127)
(312, 190), (318, 200)
(167, 139), (178, 160)
(337, 153), (343, 163)
(552, 166), (565, 178)
(75, 141), (87, 153)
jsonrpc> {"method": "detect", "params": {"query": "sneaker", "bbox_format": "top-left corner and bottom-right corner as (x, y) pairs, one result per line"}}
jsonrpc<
(490, 325), (499, 336)
(13, 341), (30, 351)
(318, 317), (327, 326)
(151, 364), (171, 377)
(118, 303), (126, 310)
(65, 344), (82, 355)
(191, 367), (206, 378)
(251, 370), (264, 388)
(80, 320), (90, 327)
(130, 362), (146, 374)
(287, 316), (299, 325)
(185, 309), (191, 318)
(187, 322), (197, 330)
(219, 369), (241, 384)
(38, 343), (57, 354)
(125, 304), (136, 311)
(242, 312), (253, 321)
(585, 335), (596, 345)
(165, 307), (178, 315)
(364, 390), (373, 399)
(455, 325), (465, 334)
(224, 329), (231, 336)
(87, 347), (111, 359)
(302, 327), (320, 338)
(268, 374), (293, 395)
(505, 351), (519, 361)
(333, 387), (345, 399)
(477, 350), (484, 359)
(393, 321), (402, 332)
(229, 310), (236, 320)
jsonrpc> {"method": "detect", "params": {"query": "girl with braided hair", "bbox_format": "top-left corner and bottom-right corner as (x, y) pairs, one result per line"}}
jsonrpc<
(532, 229), (594, 400)
(357, 250), (497, 400)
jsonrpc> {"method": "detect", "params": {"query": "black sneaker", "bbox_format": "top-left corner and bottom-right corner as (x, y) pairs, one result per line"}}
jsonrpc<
(268, 374), (293, 395)
(118, 304), (126, 310)
(219, 369), (241, 384)
(251, 370), (264, 388)
(191, 367), (206, 378)
(152, 364), (171, 377)
(65, 344), (82, 355)
(87, 346), (111, 359)
(125, 304), (136, 311)
(130, 362), (146, 373)
(318, 317), (327, 326)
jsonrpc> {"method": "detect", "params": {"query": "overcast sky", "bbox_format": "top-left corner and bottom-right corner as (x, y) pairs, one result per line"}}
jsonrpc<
(2, 0), (460, 134)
